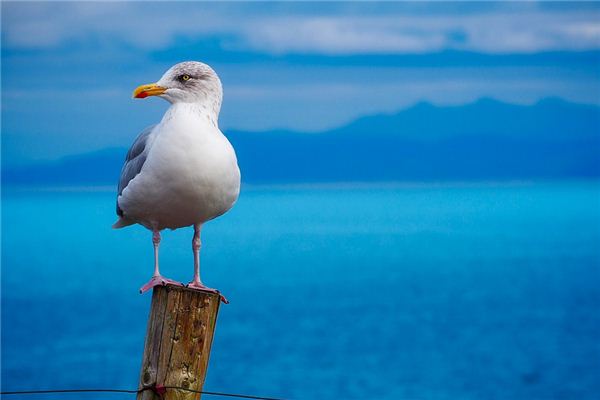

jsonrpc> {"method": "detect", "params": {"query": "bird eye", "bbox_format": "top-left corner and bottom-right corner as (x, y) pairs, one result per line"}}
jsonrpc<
(181, 74), (191, 81)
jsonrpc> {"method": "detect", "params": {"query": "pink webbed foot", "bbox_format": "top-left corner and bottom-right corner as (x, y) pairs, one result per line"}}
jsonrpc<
(139, 275), (183, 294)
(186, 281), (229, 304)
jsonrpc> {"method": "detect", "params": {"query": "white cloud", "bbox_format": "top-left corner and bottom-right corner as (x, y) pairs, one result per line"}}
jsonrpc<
(2, 2), (599, 54)
(243, 10), (600, 54)
(1, 2), (227, 50)
(244, 16), (449, 54)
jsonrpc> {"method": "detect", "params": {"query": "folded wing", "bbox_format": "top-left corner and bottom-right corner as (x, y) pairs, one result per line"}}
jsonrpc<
(116, 125), (156, 217)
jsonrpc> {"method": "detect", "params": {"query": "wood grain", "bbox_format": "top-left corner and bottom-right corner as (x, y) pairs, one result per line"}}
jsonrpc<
(137, 285), (221, 400)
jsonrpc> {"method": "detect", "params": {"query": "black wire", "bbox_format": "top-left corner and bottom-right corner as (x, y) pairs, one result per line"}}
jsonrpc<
(0, 387), (285, 400)
(0, 389), (138, 395)
(163, 386), (283, 400)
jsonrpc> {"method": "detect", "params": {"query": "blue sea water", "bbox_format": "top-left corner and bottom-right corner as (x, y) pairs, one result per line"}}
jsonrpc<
(2, 182), (600, 400)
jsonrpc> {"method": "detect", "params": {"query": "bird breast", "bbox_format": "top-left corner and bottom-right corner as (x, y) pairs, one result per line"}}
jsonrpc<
(126, 106), (240, 230)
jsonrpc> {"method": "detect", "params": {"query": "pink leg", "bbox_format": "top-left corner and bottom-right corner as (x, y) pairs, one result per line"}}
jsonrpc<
(187, 224), (229, 304)
(139, 230), (182, 294)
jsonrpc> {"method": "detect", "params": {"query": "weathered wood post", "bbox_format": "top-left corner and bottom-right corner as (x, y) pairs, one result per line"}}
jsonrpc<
(137, 284), (221, 400)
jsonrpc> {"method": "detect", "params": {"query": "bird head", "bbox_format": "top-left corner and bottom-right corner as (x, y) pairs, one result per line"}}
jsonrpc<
(132, 61), (223, 107)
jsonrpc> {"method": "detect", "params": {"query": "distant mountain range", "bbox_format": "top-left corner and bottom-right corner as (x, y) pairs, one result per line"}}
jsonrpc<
(3, 98), (599, 186)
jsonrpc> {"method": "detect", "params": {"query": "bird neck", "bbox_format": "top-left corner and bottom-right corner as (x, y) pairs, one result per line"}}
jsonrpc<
(163, 102), (220, 129)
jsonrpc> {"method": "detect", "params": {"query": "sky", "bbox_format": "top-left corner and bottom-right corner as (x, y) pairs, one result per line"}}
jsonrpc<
(2, 1), (600, 165)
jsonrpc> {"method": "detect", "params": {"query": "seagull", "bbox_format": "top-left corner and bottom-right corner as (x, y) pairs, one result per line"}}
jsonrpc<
(113, 61), (240, 301)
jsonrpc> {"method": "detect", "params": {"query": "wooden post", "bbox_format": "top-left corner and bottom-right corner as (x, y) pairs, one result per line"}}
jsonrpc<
(137, 284), (221, 400)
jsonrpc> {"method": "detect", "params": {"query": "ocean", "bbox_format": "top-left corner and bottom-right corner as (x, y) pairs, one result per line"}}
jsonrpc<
(2, 182), (599, 399)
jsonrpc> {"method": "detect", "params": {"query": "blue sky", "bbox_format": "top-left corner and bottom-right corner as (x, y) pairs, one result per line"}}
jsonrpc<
(2, 1), (600, 165)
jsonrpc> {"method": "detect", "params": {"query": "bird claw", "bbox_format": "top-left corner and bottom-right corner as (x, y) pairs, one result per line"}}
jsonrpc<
(186, 282), (229, 304)
(139, 277), (228, 303)
(139, 275), (183, 294)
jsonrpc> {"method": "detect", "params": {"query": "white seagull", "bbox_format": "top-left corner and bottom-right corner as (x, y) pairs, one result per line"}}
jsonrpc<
(113, 61), (240, 300)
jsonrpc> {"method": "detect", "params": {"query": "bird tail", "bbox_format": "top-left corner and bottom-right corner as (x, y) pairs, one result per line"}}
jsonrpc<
(112, 217), (135, 229)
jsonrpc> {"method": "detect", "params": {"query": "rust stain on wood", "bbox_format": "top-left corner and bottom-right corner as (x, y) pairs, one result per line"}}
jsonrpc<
(137, 285), (221, 400)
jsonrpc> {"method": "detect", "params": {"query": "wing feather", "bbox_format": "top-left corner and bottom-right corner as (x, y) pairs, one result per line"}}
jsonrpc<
(116, 125), (156, 216)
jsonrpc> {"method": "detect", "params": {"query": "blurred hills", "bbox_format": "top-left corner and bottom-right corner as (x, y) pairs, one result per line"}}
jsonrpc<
(3, 98), (599, 186)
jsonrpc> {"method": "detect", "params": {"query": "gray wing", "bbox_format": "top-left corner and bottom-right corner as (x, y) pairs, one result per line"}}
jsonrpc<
(116, 125), (155, 216)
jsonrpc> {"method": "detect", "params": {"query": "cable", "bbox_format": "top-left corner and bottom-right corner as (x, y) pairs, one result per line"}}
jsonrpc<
(164, 386), (283, 399)
(0, 386), (285, 400)
(164, 387), (282, 400)
(0, 389), (138, 395)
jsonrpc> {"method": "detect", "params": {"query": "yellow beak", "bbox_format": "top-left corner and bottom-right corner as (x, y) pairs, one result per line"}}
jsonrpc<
(132, 83), (167, 99)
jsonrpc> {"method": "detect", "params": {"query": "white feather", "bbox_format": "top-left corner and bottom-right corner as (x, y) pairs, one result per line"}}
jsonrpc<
(116, 100), (240, 230)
